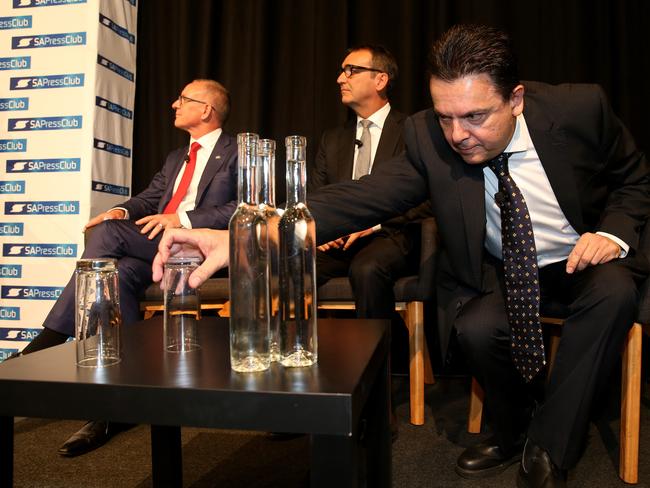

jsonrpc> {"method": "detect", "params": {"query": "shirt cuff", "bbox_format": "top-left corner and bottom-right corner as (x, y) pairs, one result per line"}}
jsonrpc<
(596, 231), (629, 258)
(178, 211), (192, 229)
(372, 224), (382, 233)
(110, 207), (129, 220)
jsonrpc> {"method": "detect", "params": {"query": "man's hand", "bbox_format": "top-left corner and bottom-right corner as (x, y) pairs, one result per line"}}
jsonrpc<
(317, 227), (375, 252)
(83, 208), (126, 231)
(152, 228), (229, 289)
(136, 213), (182, 240)
(566, 232), (622, 274)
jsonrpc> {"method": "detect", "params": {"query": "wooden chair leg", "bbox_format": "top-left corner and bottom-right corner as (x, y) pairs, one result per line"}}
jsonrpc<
(143, 309), (155, 320)
(468, 377), (484, 434)
(406, 301), (425, 425)
(423, 337), (435, 385)
(620, 322), (642, 484)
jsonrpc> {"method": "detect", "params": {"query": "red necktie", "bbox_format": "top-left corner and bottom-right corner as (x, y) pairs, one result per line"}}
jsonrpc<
(163, 141), (201, 214)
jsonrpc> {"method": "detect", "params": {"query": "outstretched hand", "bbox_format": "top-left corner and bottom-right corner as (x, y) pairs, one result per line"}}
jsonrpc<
(152, 228), (230, 288)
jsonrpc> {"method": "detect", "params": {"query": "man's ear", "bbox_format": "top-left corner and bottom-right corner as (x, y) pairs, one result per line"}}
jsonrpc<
(510, 84), (525, 116)
(375, 72), (389, 93)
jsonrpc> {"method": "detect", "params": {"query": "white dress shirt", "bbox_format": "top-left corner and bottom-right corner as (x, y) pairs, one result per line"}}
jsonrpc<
(352, 102), (391, 177)
(483, 114), (627, 268)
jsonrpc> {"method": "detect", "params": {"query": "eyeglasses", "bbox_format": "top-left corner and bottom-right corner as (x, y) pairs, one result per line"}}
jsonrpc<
(176, 94), (216, 111)
(338, 64), (383, 78)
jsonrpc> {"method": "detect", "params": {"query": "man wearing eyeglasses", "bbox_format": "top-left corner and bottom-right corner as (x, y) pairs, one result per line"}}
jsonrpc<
(17, 79), (238, 457)
(309, 45), (432, 395)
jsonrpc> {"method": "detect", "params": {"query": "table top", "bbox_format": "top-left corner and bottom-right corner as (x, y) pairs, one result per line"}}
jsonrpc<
(0, 317), (388, 435)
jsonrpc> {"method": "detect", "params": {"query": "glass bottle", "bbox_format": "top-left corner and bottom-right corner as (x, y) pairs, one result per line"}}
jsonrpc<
(257, 138), (282, 362)
(279, 135), (318, 367)
(228, 132), (271, 372)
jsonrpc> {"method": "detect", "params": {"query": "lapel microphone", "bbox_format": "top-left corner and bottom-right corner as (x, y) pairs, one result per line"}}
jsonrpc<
(354, 139), (363, 148)
(494, 191), (507, 207)
(183, 154), (190, 164)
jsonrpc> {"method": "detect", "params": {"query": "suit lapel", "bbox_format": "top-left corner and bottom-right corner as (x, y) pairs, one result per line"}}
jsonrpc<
(195, 133), (231, 205)
(159, 149), (187, 212)
(524, 97), (584, 232)
(373, 109), (401, 168)
(338, 119), (356, 181)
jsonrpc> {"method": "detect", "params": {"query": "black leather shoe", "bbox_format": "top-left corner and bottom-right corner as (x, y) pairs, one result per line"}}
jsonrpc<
(517, 439), (567, 488)
(58, 421), (132, 457)
(455, 438), (522, 479)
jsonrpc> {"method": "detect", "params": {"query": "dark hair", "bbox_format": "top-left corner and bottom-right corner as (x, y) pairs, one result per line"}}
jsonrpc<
(427, 24), (519, 100)
(347, 44), (399, 89)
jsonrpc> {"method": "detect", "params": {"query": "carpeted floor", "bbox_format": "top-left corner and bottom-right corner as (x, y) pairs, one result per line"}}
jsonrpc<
(11, 375), (650, 487)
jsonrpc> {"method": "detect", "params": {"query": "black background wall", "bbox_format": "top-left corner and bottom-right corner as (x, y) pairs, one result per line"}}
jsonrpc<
(132, 0), (649, 202)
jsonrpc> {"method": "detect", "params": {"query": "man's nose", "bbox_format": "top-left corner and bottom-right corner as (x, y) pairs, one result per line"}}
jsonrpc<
(450, 119), (469, 144)
(336, 71), (347, 85)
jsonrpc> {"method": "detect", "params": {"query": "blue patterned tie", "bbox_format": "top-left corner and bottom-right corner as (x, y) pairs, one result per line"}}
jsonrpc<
(489, 153), (546, 381)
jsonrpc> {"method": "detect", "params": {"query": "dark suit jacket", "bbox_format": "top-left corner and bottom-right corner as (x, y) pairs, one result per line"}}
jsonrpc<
(121, 131), (237, 229)
(308, 82), (650, 352)
(308, 108), (431, 242)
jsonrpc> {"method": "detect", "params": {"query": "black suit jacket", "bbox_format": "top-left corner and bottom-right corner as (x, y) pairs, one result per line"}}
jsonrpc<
(309, 108), (431, 238)
(121, 131), (237, 229)
(308, 82), (650, 351)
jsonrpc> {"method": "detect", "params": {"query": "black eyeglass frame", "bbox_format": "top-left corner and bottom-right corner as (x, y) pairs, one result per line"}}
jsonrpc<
(338, 64), (384, 78)
(176, 94), (217, 111)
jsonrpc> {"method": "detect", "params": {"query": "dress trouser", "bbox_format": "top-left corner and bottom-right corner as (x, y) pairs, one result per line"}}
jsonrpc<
(316, 232), (416, 319)
(41, 220), (161, 337)
(454, 254), (646, 469)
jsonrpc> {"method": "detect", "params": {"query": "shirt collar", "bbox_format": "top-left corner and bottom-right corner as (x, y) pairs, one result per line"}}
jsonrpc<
(190, 127), (222, 152)
(503, 114), (532, 156)
(356, 102), (391, 130)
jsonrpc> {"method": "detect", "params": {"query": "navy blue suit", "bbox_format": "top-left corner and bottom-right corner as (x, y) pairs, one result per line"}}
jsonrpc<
(43, 132), (237, 336)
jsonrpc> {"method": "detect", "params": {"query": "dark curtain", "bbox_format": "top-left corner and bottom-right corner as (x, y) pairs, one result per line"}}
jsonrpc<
(133, 0), (650, 201)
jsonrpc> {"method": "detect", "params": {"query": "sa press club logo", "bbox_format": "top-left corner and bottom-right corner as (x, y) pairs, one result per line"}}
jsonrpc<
(3, 243), (77, 258)
(0, 97), (29, 111)
(8, 115), (82, 131)
(0, 264), (22, 278)
(0, 328), (41, 341)
(13, 0), (86, 7)
(96, 96), (132, 119)
(0, 223), (24, 236)
(4, 201), (79, 215)
(6, 158), (80, 173)
(10, 73), (84, 90)
(12, 32), (86, 49)
(93, 180), (130, 197)
(0, 139), (27, 153)
(97, 54), (134, 81)
(2, 285), (63, 300)
(0, 56), (30, 71)
(0, 16), (32, 30)
(0, 307), (21, 321)
(0, 180), (25, 194)
(94, 138), (131, 158)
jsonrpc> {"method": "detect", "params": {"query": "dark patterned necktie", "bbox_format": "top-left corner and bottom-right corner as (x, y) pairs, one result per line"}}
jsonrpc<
(489, 153), (546, 382)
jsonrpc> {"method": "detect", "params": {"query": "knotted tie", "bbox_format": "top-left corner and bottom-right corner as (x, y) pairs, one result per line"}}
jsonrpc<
(353, 119), (372, 179)
(163, 141), (201, 214)
(489, 153), (546, 381)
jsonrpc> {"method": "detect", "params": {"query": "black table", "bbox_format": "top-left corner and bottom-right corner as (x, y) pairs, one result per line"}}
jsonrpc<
(0, 317), (390, 488)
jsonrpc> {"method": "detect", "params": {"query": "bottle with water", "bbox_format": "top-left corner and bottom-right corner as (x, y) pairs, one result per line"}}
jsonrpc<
(279, 135), (318, 367)
(257, 138), (282, 362)
(228, 132), (271, 372)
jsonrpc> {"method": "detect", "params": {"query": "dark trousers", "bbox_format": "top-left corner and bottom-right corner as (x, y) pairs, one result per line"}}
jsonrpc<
(454, 255), (646, 469)
(316, 232), (417, 319)
(42, 220), (160, 336)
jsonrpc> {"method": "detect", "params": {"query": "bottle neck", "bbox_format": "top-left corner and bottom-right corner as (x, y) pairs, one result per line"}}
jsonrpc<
(286, 159), (306, 205)
(257, 152), (275, 207)
(237, 158), (256, 205)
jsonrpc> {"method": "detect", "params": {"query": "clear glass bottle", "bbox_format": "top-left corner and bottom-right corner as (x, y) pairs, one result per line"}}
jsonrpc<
(228, 132), (271, 372)
(257, 138), (282, 362)
(279, 135), (318, 367)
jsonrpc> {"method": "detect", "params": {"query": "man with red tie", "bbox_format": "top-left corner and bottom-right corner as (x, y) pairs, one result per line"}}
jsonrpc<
(19, 79), (238, 456)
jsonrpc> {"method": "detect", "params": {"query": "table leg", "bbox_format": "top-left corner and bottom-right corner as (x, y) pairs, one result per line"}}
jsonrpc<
(311, 433), (359, 488)
(150, 425), (182, 488)
(310, 353), (391, 488)
(0, 416), (13, 488)
(363, 350), (391, 488)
